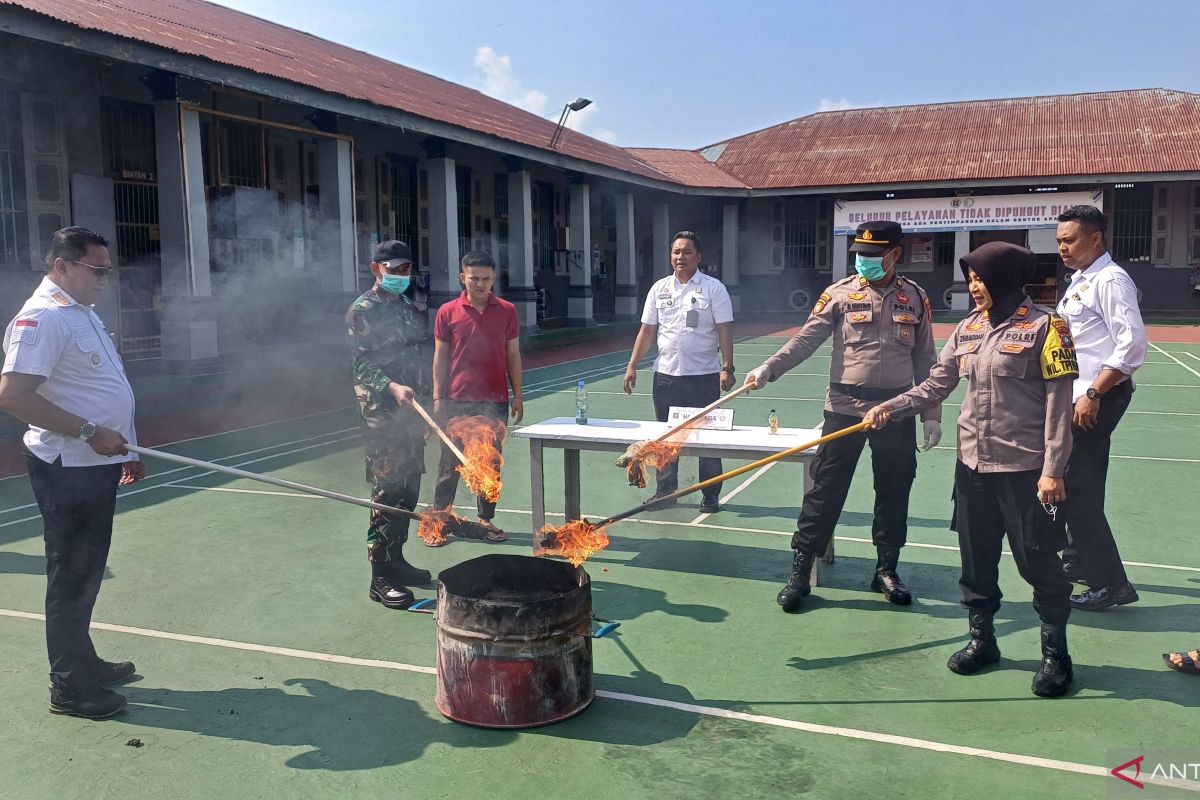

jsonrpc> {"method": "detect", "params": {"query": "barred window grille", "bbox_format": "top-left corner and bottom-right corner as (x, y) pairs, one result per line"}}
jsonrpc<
(0, 91), (27, 266)
(1111, 184), (1152, 262)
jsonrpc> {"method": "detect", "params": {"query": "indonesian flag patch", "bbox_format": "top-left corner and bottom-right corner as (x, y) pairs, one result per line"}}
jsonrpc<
(11, 318), (38, 345)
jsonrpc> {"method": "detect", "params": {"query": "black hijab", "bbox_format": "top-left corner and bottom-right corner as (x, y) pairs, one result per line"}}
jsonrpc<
(959, 242), (1037, 324)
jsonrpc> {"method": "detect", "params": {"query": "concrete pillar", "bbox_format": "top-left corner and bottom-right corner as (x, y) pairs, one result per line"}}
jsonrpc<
(567, 181), (593, 325)
(832, 232), (849, 281)
(953, 230), (970, 269)
(652, 202), (670, 278)
(426, 156), (460, 309)
(614, 192), (638, 319)
(721, 202), (741, 312)
(155, 102), (217, 368)
(317, 137), (356, 294)
(506, 170), (537, 328)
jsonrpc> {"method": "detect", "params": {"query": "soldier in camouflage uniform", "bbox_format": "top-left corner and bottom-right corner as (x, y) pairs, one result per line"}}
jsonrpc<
(347, 241), (432, 609)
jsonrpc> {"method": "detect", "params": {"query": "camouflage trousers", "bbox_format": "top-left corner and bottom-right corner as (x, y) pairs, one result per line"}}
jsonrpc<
(364, 436), (424, 563)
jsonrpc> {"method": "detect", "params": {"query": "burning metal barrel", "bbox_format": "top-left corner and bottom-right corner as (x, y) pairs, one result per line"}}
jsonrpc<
(435, 554), (595, 728)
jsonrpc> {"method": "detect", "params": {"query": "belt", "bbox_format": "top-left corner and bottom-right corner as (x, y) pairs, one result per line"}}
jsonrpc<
(829, 383), (911, 402)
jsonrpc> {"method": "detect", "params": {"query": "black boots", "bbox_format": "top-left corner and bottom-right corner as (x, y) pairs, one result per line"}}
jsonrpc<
(90, 659), (137, 685)
(49, 674), (126, 719)
(870, 549), (912, 605)
(369, 561), (418, 609)
(1031, 623), (1073, 698)
(386, 555), (431, 585)
(947, 611), (1001, 675)
(776, 549), (816, 612)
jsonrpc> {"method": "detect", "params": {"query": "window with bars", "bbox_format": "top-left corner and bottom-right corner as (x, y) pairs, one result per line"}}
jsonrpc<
(218, 120), (265, 188)
(456, 166), (472, 257)
(0, 91), (27, 266)
(1111, 184), (1152, 262)
(781, 197), (830, 270)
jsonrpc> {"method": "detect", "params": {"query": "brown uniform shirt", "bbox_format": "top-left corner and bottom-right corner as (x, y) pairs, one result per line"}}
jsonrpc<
(761, 274), (941, 421)
(886, 298), (1078, 475)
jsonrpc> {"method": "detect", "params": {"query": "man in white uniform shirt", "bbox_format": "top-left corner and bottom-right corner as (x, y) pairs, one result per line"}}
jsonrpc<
(0, 227), (144, 719)
(1054, 205), (1148, 611)
(623, 231), (735, 512)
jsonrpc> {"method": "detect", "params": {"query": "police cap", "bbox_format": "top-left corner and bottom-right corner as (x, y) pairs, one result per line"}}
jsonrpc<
(849, 221), (904, 256)
(373, 240), (412, 264)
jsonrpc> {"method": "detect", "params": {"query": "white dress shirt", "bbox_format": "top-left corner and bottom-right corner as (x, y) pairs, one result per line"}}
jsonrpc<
(640, 270), (734, 376)
(1056, 252), (1148, 402)
(3, 278), (138, 466)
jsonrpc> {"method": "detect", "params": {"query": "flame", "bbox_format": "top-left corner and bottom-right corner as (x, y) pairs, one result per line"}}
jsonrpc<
(416, 504), (456, 546)
(623, 437), (688, 488)
(533, 519), (611, 567)
(446, 415), (506, 504)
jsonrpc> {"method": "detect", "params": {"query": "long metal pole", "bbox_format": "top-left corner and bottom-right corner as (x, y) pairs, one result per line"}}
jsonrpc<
(124, 444), (421, 520)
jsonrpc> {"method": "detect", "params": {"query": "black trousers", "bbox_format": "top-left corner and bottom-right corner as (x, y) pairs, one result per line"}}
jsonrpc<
(791, 410), (916, 556)
(954, 461), (1072, 625)
(26, 453), (122, 679)
(433, 400), (508, 519)
(1062, 381), (1133, 588)
(651, 372), (722, 502)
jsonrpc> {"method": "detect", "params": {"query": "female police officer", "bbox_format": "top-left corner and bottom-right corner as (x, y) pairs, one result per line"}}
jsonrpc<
(863, 242), (1079, 698)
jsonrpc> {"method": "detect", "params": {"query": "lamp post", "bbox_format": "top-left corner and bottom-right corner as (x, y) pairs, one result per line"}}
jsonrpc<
(549, 97), (592, 150)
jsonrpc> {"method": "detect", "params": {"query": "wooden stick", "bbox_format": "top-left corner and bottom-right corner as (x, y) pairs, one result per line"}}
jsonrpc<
(124, 444), (422, 521)
(596, 421), (868, 528)
(648, 381), (756, 446)
(409, 399), (468, 465)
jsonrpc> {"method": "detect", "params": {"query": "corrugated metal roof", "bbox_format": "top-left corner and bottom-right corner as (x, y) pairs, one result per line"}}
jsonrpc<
(623, 148), (748, 189)
(711, 90), (1200, 188)
(2, 0), (672, 183)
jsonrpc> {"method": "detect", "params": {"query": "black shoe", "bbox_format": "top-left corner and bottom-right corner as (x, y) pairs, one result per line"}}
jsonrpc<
(1070, 581), (1139, 611)
(380, 558), (432, 585)
(90, 660), (137, 685)
(776, 549), (816, 613)
(1031, 623), (1073, 698)
(871, 569), (913, 605)
(1060, 559), (1087, 585)
(644, 492), (678, 508)
(946, 611), (1001, 675)
(698, 498), (720, 514)
(48, 676), (127, 719)
(369, 576), (416, 609)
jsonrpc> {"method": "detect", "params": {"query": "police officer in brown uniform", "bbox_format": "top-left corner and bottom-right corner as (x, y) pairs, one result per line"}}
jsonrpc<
(864, 242), (1078, 698)
(745, 221), (941, 611)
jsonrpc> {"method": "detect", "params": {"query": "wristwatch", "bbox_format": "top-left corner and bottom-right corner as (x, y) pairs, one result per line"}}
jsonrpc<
(1085, 387), (1102, 400)
(78, 421), (97, 442)
(721, 365), (735, 374)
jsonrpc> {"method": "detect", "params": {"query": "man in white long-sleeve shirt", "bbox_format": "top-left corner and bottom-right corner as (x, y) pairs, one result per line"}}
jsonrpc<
(1054, 205), (1148, 611)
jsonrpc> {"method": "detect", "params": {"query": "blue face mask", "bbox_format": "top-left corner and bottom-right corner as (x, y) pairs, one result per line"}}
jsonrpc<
(380, 274), (411, 296)
(854, 254), (887, 282)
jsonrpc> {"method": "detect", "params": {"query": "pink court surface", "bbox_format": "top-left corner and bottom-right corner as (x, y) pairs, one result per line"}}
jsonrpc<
(0, 321), (1197, 799)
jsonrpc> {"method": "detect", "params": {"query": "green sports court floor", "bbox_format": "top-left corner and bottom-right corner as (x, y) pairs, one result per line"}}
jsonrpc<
(1, 331), (1198, 799)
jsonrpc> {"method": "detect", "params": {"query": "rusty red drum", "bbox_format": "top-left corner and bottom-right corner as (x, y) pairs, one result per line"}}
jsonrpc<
(434, 554), (594, 728)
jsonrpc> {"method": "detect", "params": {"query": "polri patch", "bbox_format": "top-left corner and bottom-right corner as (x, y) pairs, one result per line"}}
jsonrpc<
(897, 292), (909, 303)
(1040, 316), (1079, 380)
(812, 292), (832, 315)
(1014, 305), (1030, 319)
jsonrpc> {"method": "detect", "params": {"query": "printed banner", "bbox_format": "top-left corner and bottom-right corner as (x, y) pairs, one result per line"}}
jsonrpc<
(834, 191), (1103, 235)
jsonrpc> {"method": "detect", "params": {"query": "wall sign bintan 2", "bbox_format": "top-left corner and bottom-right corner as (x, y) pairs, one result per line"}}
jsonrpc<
(833, 191), (1104, 235)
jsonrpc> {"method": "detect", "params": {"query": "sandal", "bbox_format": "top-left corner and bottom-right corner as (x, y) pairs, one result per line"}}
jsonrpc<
(1162, 649), (1200, 675)
(477, 519), (508, 542)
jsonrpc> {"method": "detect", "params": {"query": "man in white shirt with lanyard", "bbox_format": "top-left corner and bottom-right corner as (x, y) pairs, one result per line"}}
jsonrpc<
(1054, 205), (1148, 611)
(0, 227), (144, 719)
(623, 231), (735, 512)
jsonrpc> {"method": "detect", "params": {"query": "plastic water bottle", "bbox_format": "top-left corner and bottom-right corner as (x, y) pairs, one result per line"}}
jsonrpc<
(768, 409), (779, 434)
(575, 379), (588, 425)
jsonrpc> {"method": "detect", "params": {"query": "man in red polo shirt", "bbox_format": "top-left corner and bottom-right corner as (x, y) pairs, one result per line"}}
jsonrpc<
(431, 251), (523, 541)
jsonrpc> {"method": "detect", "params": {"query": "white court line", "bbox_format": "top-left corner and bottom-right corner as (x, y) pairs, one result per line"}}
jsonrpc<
(6, 608), (1191, 790)
(928, 444), (1200, 465)
(1187, 353), (1200, 363)
(0, 427), (358, 519)
(0, 433), (359, 530)
(1149, 341), (1200, 381)
(691, 462), (776, 525)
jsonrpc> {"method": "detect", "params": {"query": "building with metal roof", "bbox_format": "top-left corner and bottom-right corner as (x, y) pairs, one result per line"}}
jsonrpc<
(1, 0), (1197, 369)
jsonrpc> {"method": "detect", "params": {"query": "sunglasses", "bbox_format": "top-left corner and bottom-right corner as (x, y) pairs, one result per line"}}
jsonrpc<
(69, 259), (113, 276)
